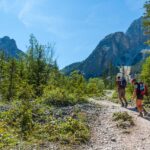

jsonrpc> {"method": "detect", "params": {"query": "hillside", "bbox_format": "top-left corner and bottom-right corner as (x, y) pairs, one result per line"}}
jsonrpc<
(62, 17), (150, 78)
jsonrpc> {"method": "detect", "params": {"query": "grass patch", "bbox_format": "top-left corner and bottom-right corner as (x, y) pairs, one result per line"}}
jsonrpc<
(113, 112), (135, 129)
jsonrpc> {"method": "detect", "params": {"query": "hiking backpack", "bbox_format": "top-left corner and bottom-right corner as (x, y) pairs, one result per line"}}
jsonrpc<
(137, 82), (148, 96)
(120, 78), (127, 88)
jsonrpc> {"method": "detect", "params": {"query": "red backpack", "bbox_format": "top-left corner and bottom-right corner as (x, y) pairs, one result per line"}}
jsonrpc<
(138, 82), (149, 96)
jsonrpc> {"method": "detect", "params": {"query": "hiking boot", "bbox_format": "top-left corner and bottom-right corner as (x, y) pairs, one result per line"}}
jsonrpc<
(138, 112), (143, 117)
(143, 110), (148, 116)
(124, 102), (128, 108)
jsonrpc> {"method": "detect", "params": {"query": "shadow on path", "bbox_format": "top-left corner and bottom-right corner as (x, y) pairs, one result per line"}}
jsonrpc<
(127, 107), (150, 121)
(127, 107), (138, 112)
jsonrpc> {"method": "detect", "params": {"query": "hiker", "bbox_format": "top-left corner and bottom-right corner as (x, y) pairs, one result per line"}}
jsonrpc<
(116, 76), (128, 107)
(131, 79), (148, 117)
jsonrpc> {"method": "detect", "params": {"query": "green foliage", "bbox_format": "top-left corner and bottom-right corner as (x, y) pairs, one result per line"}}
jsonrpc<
(0, 101), (90, 148)
(140, 1), (150, 105)
(43, 70), (87, 106)
(58, 117), (90, 144)
(43, 87), (78, 106)
(86, 78), (104, 96)
(43, 70), (104, 106)
(36, 117), (90, 144)
(0, 35), (105, 148)
(0, 35), (104, 104)
(141, 56), (150, 87)
(26, 35), (54, 97)
(125, 83), (134, 100)
(143, 0), (150, 45)
(111, 91), (119, 103)
(140, 57), (150, 107)
(0, 58), (19, 101)
(0, 86), (34, 140)
(0, 122), (18, 149)
(113, 112), (132, 122)
(68, 71), (86, 96)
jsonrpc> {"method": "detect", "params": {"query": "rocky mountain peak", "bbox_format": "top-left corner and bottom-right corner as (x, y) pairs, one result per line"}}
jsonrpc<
(62, 17), (150, 78)
(0, 36), (24, 58)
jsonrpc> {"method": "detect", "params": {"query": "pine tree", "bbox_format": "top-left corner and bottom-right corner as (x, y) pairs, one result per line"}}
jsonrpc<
(26, 35), (54, 97)
(0, 51), (6, 86)
(2, 58), (19, 101)
(69, 71), (86, 97)
(142, 1), (150, 87)
(143, 0), (150, 45)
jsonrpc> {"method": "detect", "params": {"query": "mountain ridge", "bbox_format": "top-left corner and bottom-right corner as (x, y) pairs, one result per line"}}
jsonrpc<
(62, 17), (150, 78)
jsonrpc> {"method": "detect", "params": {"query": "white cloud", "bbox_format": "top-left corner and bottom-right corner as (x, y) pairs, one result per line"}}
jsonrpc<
(0, 0), (42, 27)
(18, 0), (35, 27)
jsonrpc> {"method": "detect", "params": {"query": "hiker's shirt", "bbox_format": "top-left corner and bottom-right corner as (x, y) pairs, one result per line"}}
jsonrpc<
(134, 82), (143, 100)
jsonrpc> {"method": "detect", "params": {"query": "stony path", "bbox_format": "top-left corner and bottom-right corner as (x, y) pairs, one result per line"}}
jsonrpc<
(80, 98), (150, 150)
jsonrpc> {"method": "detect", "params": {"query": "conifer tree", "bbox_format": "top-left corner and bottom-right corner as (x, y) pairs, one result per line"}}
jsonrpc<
(2, 58), (19, 101)
(143, 0), (150, 44)
(142, 1), (150, 87)
(26, 35), (54, 97)
(0, 51), (6, 86)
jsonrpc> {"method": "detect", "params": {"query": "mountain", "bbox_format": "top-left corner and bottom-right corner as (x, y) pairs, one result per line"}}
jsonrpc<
(0, 36), (24, 58)
(62, 62), (82, 74)
(62, 17), (150, 78)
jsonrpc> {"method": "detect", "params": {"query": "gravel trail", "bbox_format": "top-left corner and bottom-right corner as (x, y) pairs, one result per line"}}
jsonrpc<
(80, 98), (150, 150)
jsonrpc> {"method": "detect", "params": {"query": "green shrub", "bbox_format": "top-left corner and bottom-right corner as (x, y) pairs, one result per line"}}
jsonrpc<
(37, 117), (90, 144)
(0, 100), (90, 149)
(43, 87), (87, 106)
(0, 101), (34, 139)
(59, 117), (90, 144)
(113, 112), (133, 122)
(0, 122), (18, 149)
(86, 78), (104, 96)
(113, 112), (134, 129)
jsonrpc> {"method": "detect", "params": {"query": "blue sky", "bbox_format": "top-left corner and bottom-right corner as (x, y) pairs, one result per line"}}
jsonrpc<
(0, 0), (146, 68)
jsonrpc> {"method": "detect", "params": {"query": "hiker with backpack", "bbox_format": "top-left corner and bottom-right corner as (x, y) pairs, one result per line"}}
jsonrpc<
(116, 76), (128, 107)
(131, 79), (148, 117)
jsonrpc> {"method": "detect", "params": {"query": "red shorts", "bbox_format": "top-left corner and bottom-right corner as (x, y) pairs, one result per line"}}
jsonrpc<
(136, 100), (142, 107)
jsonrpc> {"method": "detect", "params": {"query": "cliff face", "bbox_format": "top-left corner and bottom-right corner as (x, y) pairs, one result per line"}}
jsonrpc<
(0, 36), (24, 58)
(62, 17), (150, 78)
